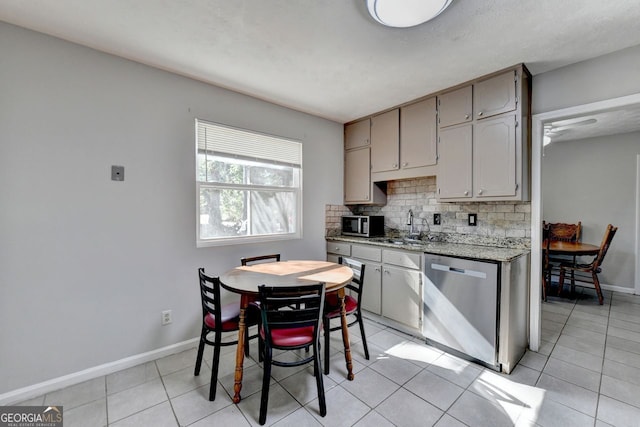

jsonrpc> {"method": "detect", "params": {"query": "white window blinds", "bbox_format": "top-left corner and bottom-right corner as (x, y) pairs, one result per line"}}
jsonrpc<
(196, 119), (302, 167)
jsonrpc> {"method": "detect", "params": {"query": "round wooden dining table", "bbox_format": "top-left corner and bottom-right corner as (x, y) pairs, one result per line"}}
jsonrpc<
(543, 240), (600, 296)
(544, 240), (600, 256)
(219, 260), (354, 403)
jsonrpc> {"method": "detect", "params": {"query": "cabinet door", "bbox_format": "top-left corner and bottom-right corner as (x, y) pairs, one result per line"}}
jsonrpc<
(360, 262), (382, 315)
(473, 115), (517, 198)
(345, 119), (370, 150)
(371, 109), (399, 173)
(437, 124), (472, 199)
(382, 265), (421, 330)
(400, 97), (437, 169)
(437, 86), (472, 128)
(474, 70), (517, 120)
(344, 146), (371, 203)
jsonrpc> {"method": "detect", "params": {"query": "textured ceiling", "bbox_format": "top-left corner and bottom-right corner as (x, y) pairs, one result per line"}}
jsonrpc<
(2, 0), (640, 125)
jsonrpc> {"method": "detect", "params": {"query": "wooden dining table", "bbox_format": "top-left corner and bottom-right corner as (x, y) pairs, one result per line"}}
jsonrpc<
(219, 260), (355, 403)
(543, 240), (600, 294)
(543, 240), (600, 256)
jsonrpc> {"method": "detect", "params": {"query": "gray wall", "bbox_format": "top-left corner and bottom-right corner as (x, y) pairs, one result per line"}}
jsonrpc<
(0, 23), (343, 394)
(532, 43), (640, 293)
(542, 132), (639, 288)
(532, 44), (640, 114)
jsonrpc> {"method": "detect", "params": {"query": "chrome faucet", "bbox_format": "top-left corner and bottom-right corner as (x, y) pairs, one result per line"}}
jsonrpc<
(407, 209), (415, 237)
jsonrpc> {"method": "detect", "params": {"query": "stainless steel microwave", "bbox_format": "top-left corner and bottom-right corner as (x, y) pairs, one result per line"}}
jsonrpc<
(341, 215), (384, 237)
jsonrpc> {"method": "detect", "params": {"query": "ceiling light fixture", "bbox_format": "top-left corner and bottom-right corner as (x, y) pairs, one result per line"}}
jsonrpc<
(366, 0), (454, 28)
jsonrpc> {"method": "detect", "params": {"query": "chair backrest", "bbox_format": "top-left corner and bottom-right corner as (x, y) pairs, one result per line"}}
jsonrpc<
(198, 268), (223, 329)
(594, 224), (618, 268)
(543, 221), (581, 242)
(339, 256), (366, 303)
(542, 223), (551, 269)
(258, 283), (325, 346)
(241, 254), (281, 266)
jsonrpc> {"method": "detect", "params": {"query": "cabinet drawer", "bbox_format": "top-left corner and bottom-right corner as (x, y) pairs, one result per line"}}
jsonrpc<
(352, 244), (382, 262)
(326, 242), (351, 257)
(382, 249), (422, 270)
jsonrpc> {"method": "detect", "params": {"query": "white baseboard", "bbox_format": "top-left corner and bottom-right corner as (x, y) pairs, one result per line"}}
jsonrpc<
(601, 283), (637, 295)
(548, 273), (637, 295)
(0, 338), (200, 406)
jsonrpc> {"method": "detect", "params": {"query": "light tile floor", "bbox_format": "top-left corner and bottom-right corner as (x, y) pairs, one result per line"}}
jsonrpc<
(17, 288), (640, 426)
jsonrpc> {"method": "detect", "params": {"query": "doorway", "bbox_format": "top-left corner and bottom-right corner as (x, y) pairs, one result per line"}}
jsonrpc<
(530, 92), (640, 351)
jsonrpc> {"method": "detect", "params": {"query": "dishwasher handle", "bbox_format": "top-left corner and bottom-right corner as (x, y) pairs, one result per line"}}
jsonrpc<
(431, 263), (488, 279)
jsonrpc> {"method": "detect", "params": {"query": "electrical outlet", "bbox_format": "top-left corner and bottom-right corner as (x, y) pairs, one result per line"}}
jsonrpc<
(433, 213), (441, 225)
(468, 213), (477, 226)
(111, 165), (125, 181)
(161, 310), (172, 325)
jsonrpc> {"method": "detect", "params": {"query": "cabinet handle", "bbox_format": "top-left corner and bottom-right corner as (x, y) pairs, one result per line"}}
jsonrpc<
(478, 111), (484, 117)
(464, 114), (469, 120)
(402, 162), (408, 167)
(393, 163), (398, 168)
(464, 190), (469, 196)
(478, 189), (483, 195)
(375, 267), (381, 272)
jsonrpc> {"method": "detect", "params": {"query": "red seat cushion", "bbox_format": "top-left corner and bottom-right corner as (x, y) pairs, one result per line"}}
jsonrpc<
(261, 326), (315, 347)
(204, 303), (241, 331)
(325, 294), (358, 318)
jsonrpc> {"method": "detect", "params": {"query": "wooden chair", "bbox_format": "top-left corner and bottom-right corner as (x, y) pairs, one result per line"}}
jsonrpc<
(558, 224), (618, 305)
(194, 268), (258, 401)
(323, 257), (369, 374)
(240, 254), (281, 266)
(544, 221), (582, 242)
(543, 221), (581, 287)
(257, 283), (327, 425)
(542, 224), (551, 301)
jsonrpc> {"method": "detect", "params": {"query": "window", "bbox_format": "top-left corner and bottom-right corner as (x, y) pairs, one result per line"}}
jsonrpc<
(196, 119), (302, 247)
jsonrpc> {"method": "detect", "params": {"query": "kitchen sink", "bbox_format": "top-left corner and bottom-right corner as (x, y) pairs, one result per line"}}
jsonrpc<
(379, 238), (424, 247)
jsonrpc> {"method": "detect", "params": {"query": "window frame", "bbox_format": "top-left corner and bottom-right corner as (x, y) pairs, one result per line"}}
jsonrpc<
(195, 120), (303, 248)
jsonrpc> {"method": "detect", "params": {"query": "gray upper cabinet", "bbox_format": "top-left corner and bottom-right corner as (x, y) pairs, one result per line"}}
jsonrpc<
(344, 146), (371, 204)
(438, 124), (473, 199)
(437, 65), (531, 202)
(371, 109), (400, 173)
(437, 86), (472, 128)
(344, 64), (530, 205)
(473, 115), (517, 198)
(400, 97), (437, 169)
(344, 119), (386, 205)
(474, 70), (517, 120)
(344, 118), (370, 150)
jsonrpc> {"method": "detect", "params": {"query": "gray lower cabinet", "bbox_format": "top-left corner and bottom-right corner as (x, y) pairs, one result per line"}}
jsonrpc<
(381, 249), (422, 331)
(327, 239), (530, 374)
(326, 242), (422, 331)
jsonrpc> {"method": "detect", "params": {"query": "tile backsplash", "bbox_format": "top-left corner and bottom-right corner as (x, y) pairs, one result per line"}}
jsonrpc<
(326, 176), (531, 249)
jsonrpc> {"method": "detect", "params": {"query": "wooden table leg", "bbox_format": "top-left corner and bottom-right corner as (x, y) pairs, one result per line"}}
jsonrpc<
(232, 295), (249, 403)
(338, 288), (354, 381)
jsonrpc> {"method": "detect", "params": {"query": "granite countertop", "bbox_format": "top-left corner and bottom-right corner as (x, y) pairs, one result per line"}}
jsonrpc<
(327, 236), (530, 262)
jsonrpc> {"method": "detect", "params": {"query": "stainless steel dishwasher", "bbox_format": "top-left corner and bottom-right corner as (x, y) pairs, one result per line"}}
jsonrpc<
(422, 254), (500, 370)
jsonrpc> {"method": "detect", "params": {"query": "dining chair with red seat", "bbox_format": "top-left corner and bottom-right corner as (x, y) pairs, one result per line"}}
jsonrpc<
(194, 268), (258, 401)
(558, 224), (618, 305)
(257, 283), (326, 425)
(323, 256), (369, 374)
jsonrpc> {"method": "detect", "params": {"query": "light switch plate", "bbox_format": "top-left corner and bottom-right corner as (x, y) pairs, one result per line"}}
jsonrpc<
(433, 213), (441, 225)
(111, 165), (124, 181)
(468, 213), (477, 226)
